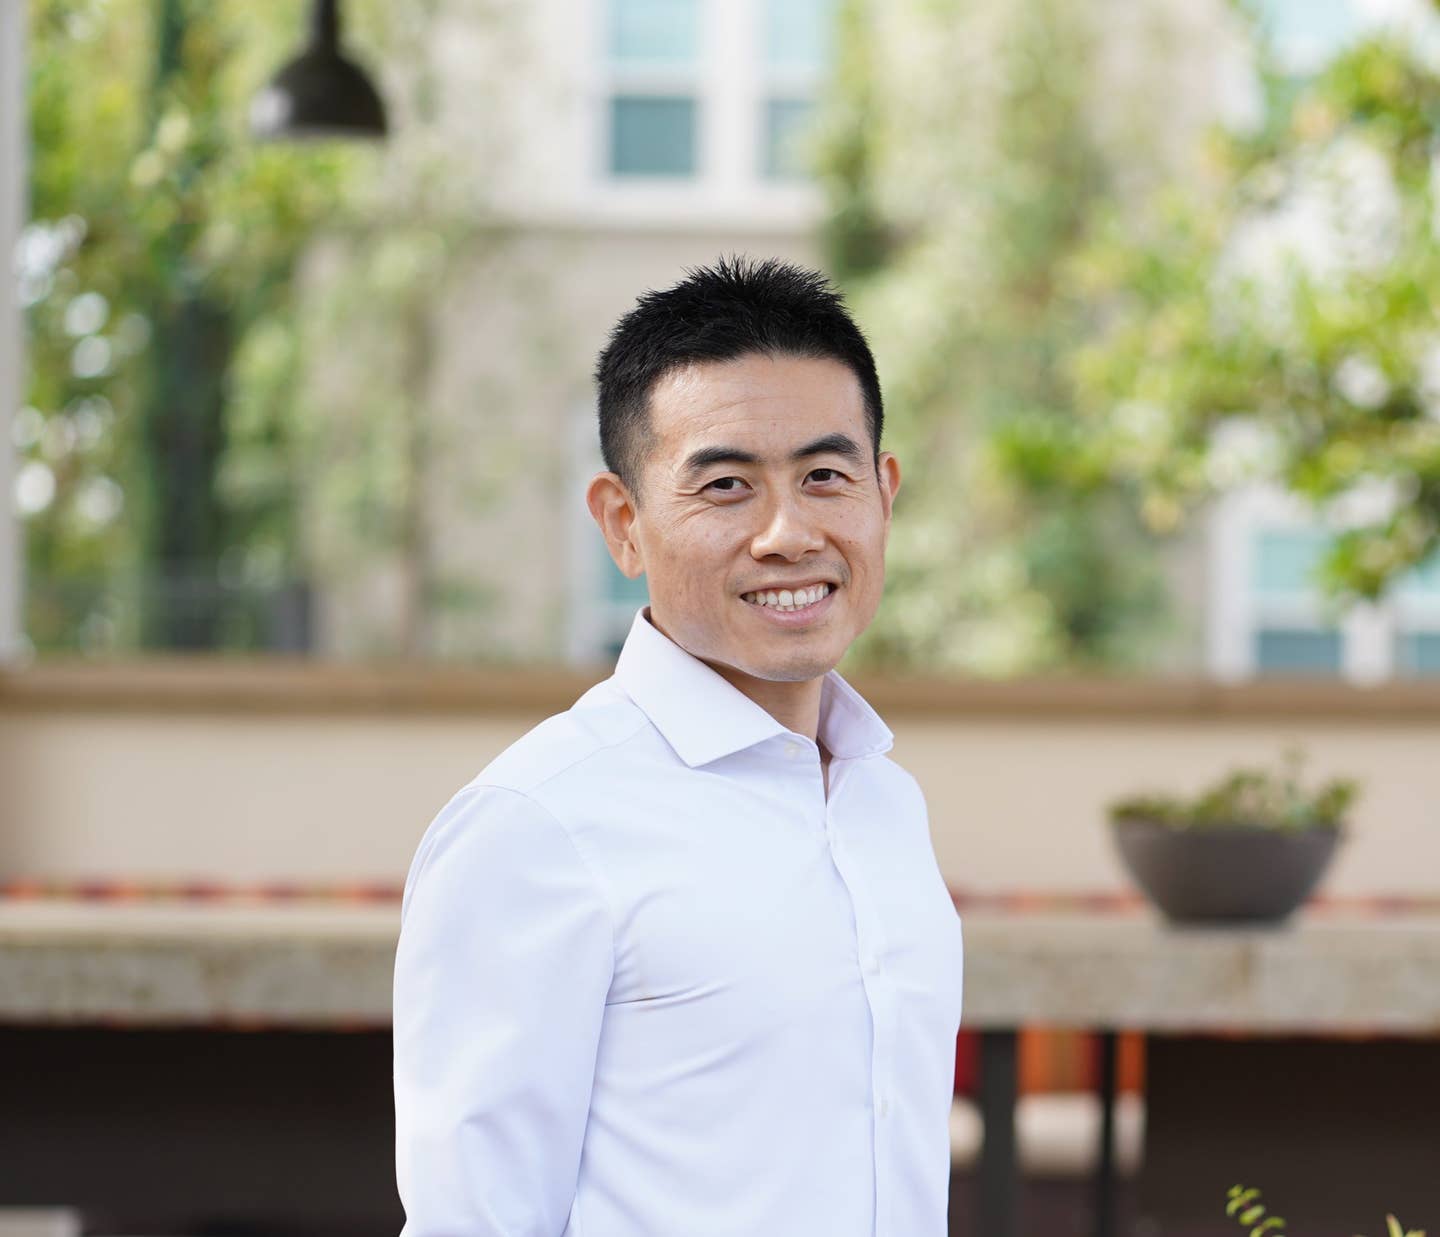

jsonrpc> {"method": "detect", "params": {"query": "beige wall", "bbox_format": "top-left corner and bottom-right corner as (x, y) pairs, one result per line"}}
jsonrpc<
(3, 664), (1436, 897)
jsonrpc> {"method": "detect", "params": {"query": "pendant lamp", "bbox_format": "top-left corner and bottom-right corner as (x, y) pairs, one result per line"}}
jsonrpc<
(251, 0), (387, 140)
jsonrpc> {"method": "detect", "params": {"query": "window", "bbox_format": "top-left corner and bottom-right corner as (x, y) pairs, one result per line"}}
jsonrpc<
(594, 0), (839, 196)
(605, 0), (701, 178)
(1393, 548), (1440, 678)
(759, 0), (833, 180)
(610, 0), (699, 65)
(1396, 631), (1440, 675)
(1209, 484), (1440, 681)
(1252, 526), (1331, 595)
(762, 97), (814, 180)
(1256, 627), (1344, 674)
(1251, 528), (1343, 674)
(610, 96), (697, 175)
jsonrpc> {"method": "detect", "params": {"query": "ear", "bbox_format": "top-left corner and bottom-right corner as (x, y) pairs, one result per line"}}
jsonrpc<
(877, 451), (901, 522)
(586, 471), (645, 577)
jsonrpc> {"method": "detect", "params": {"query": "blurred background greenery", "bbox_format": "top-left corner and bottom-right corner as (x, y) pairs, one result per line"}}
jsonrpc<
(12, 0), (1440, 675)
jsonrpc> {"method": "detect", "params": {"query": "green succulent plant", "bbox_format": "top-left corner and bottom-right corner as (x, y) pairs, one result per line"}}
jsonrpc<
(1109, 748), (1358, 831)
(1227, 1184), (1425, 1237)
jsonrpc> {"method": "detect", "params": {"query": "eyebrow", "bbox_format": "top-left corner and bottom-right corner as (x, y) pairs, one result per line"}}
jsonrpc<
(680, 432), (868, 482)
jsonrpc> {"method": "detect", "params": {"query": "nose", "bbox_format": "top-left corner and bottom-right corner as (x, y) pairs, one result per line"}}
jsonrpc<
(749, 488), (825, 562)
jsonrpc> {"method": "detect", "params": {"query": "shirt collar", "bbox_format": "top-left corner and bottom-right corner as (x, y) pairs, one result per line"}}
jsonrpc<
(612, 605), (895, 768)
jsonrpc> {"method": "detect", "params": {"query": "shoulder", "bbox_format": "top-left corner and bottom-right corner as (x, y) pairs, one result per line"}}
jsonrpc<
(397, 780), (618, 982)
(401, 778), (613, 933)
(856, 753), (929, 823)
(469, 677), (652, 799)
(875, 753), (927, 802)
(403, 680), (652, 914)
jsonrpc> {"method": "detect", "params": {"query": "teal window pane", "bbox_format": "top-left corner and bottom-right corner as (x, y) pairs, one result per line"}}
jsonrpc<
(1255, 0), (1362, 71)
(610, 0), (698, 68)
(763, 97), (814, 179)
(764, 0), (834, 72)
(609, 96), (697, 176)
(1396, 549), (1440, 598)
(1253, 528), (1331, 595)
(1396, 631), (1440, 676)
(603, 554), (649, 607)
(1256, 627), (1343, 674)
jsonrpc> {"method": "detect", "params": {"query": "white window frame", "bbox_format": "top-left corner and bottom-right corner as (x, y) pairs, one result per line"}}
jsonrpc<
(756, 0), (830, 181)
(581, 0), (822, 226)
(597, 0), (709, 183)
(1207, 480), (1440, 683)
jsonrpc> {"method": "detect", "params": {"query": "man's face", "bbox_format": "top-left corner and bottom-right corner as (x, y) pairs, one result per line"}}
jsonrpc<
(594, 351), (901, 687)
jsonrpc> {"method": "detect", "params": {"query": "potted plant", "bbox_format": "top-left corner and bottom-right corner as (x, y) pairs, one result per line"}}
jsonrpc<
(1107, 748), (1357, 925)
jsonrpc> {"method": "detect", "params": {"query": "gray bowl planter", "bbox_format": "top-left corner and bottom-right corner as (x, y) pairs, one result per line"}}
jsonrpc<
(1110, 817), (1346, 925)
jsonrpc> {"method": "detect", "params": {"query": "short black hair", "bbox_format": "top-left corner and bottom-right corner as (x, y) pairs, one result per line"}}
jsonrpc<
(594, 254), (884, 500)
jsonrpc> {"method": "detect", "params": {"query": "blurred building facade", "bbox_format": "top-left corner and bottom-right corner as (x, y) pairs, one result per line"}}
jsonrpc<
(6, 0), (1438, 674)
(291, 0), (1440, 677)
(297, 0), (831, 664)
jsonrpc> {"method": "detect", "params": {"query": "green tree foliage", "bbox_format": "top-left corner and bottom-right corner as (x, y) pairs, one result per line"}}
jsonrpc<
(816, 0), (1175, 675)
(1059, 2), (1440, 609)
(25, 0), (526, 659)
(22, 0), (368, 651)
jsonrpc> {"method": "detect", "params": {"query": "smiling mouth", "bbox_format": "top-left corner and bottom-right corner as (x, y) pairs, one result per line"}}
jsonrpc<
(740, 582), (835, 613)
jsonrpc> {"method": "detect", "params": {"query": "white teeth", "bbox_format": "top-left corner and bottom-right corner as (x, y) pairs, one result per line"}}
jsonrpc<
(742, 583), (834, 610)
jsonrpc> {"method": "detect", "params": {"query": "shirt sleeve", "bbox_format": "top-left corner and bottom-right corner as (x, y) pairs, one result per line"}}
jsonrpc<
(393, 782), (615, 1236)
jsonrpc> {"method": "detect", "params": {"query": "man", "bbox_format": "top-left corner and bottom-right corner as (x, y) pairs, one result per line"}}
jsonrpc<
(393, 256), (964, 1236)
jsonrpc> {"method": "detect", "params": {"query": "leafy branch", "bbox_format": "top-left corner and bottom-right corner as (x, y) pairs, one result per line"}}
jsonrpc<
(1227, 1183), (1425, 1237)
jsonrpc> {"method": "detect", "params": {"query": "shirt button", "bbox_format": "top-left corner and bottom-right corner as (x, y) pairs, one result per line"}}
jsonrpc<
(863, 954), (881, 976)
(783, 742), (799, 759)
(877, 1095), (890, 1119)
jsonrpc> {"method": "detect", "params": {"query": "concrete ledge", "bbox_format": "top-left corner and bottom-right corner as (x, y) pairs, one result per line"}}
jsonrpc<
(5, 899), (1440, 1032)
(0, 1211), (80, 1237)
(5, 657), (1440, 719)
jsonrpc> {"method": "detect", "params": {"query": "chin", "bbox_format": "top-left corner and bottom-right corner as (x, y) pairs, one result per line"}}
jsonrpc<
(753, 649), (841, 683)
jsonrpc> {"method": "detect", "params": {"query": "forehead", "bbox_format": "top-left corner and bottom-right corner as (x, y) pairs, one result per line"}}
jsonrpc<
(646, 353), (867, 453)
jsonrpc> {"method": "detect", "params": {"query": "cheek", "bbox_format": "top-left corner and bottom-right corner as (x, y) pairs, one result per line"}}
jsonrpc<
(832, 508), (886, 560)
(692, 516), (746, 559)
(651, 521), (736, 591)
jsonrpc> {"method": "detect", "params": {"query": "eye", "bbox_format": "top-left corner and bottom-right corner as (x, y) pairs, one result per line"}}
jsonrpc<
(703, 470), (843, 495)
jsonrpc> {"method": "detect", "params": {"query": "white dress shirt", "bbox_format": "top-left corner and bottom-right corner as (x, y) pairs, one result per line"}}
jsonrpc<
(393, 605), (964, 1237)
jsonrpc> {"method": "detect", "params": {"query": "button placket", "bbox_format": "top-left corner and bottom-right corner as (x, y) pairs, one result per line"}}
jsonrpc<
(820, 770), (895, 1235)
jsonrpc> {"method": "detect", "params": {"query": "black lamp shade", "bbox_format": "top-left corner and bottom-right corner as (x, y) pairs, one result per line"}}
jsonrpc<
(251, 0), (387, 140)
